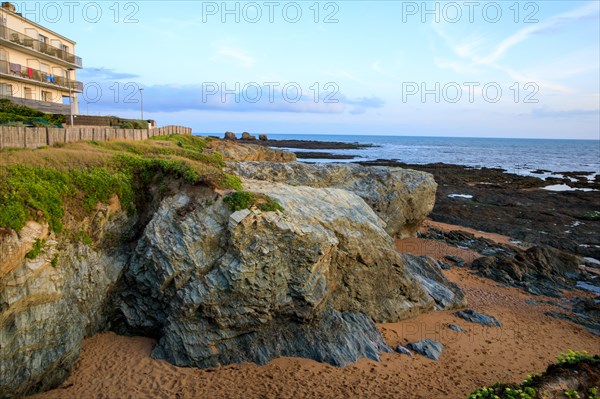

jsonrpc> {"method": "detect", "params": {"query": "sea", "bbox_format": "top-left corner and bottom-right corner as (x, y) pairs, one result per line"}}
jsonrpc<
(195, 133), (600, 177)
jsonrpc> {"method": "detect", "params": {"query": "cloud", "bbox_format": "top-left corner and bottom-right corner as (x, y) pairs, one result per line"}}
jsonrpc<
(78, 67), (140, 81)
(77, 76), (384, 116)
(531, 107), (600, 118)
(477, 2), (600, 65)
(213, 46), (256, 68)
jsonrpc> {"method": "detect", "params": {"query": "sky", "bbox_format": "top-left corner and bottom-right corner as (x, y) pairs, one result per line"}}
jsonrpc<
(15, 1), (600, 138)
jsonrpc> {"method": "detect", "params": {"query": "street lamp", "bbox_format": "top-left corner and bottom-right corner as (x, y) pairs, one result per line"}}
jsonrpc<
(139, 88), (144, 121)
(67, 68), (75, 126)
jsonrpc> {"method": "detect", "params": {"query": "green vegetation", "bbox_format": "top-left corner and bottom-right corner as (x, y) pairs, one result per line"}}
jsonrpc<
(0, 135), (243, 235)
(580, 211), (600, 221)
(25, 239), (47, 259)
(467, 351), (599, 399)
(0, 99), (65, 127)
(556, 350), (595, 366)
(224, 191), (256, 212)
(223, 191), (284, 213)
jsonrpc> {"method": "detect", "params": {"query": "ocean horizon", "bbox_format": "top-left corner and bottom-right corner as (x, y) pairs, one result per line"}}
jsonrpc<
(194, 133), (600, 176)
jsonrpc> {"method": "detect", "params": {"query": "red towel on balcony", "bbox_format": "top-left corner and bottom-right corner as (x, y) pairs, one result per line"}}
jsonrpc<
(27, 67), (33, 78)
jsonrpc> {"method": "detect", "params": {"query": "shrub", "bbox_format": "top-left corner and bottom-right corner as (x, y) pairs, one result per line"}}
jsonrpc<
(26, 239), (46, 259)
(224, 191), (255, 212)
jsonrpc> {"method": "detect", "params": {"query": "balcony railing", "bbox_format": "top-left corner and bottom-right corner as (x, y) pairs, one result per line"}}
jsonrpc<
(0, 60), (84, 92)
(0, 25), (83, 67)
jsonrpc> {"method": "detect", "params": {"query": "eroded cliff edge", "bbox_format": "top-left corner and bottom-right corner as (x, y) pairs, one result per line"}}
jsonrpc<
(0, 142), (463, 398)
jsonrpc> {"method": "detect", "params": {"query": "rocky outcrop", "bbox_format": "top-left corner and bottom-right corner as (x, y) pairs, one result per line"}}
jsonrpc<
(230, 162), (437, 238)
(0, 230), (128, 398)
(472, 246), (587, 297)
(0, 167), (458, 396)
(116, 180), (461, 369)
(209, 141), (296, 163)
(401, 255), (466, 310)
(241, 132), (256, 140)
(224, 131), (237, 140)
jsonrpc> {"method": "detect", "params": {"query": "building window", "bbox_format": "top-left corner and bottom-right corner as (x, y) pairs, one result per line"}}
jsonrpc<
(38, 34), (48, 44)
(42, 90), (52, 102)
(24, 87), (34, 99)
(0, 83), (12, 97)
(62, 44), (69, 54)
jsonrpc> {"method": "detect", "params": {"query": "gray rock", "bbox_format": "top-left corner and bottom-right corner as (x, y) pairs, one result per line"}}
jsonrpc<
(401, 255), (466, 310)
(395, 345), (414, 357)
(241, 132), (256, 140)
(229, 162), (437, 238)
(472, 246), (585, 298)
(224, 131), (237, 140)
(448, 324), (465, 333)
(454, 310), (502, 327)
(0, 218), (129, 398)
(406, 339), (444, 360)
(116, 183), (449, 369)
(444, 255), (465, 267)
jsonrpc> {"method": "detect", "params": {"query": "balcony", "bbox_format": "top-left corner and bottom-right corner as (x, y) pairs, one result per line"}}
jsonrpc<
(0, 25), (83, 68)
(0, 60), (83, 92)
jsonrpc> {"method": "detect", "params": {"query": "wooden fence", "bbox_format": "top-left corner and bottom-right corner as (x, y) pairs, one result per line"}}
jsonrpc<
(0, 125), (192, 150)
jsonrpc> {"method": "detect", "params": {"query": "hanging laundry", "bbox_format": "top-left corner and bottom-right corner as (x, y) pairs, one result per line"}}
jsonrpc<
(27, 67), (33, 78)
(9, 63), (21, 74)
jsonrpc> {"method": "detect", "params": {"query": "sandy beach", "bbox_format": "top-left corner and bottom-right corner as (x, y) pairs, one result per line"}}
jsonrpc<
(31, 222), (600, 399)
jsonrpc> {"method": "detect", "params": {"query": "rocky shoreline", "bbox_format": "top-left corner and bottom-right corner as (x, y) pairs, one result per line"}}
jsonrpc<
(2, 135), (598, 399)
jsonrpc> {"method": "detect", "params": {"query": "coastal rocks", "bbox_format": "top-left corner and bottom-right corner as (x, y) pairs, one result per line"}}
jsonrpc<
(546, 298), (600, 336)
(448, 324), (465, 333)
(454, 310), (502, 327)
(259, 134), (268, 141)
(116, 181), (460, 369)
(0, 230), (127, 398)
(406, 339), (444, 360)
(472, 246), (585, 297)
(241, 132), (256, 140)
(230, 162), (437, 238)
(209, 141), (296, 163)
(400, 255), (466, 310)
(224, 131), (237, 140)
(395, 345), (414, 357)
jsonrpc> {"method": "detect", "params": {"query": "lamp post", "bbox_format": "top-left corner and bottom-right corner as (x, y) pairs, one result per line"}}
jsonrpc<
(67, 68), (75, 126)
(139, 88), (144, 121)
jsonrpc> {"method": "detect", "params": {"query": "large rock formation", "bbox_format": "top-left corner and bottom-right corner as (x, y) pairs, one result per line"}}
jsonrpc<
(229, 162), (437, 238)
(116, 181), (460, 369)
(0, 164), (457, 397)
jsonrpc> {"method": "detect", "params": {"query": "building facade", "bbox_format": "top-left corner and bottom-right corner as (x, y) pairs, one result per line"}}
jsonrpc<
(0, 2), (82, 115)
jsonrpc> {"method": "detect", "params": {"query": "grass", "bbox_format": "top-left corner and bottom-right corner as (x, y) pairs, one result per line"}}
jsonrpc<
(223, 191), (284, 213)
(0, 135), (242, 234)
(25, 239), (47, 259)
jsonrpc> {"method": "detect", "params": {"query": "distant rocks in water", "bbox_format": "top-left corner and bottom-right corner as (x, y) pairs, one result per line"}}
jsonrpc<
(406, 339), (444, 361)
(259, 134), (268, 141)
(241, 132), (256, 140)
(448, 324), (465, 333)
(471, 246), (586, 297)
(395, 345), (414, 357)
(224, 131), (237, 140)
(454, 310), (502, 327)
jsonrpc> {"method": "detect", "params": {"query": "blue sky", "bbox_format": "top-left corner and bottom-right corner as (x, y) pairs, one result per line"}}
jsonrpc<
(19, 1), (600, 138)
